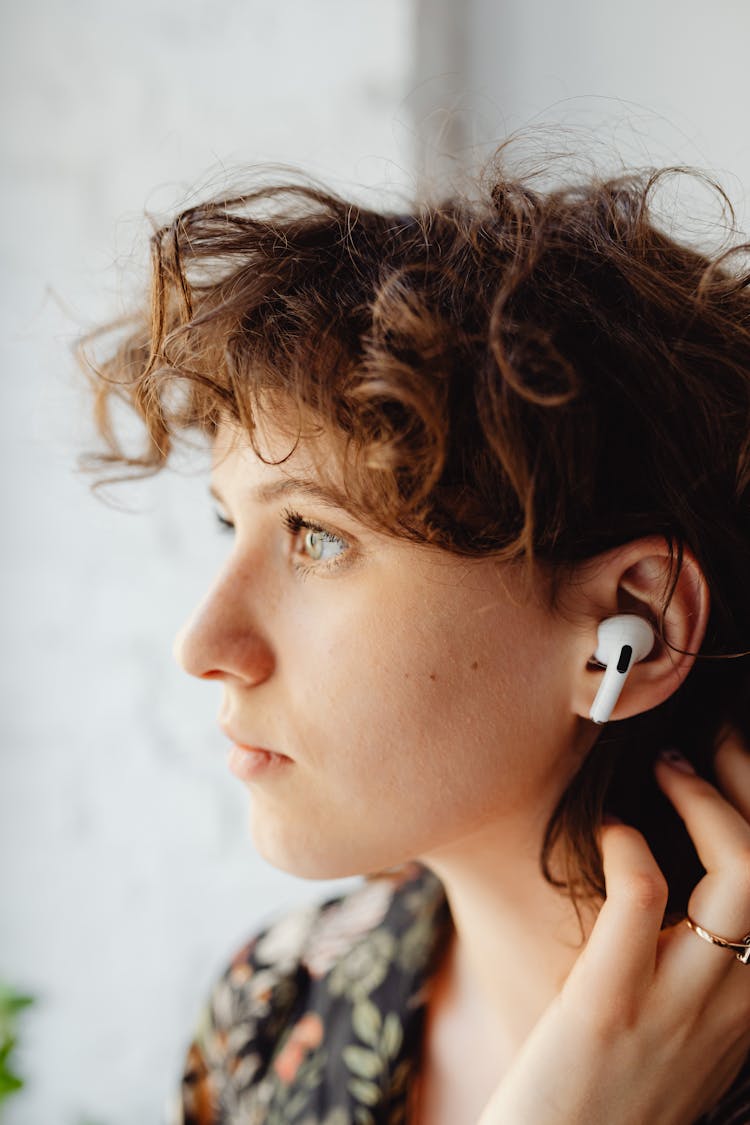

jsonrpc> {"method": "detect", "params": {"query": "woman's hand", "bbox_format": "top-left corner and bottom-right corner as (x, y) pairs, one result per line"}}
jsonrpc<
(476, 726), (750, 1125)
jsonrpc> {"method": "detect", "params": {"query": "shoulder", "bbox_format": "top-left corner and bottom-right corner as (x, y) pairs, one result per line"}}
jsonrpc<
(167, 862), (448, 1125)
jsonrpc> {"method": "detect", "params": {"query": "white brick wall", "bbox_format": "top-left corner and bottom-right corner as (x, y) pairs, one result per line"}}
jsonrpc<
(0, 3), (416, 1122)
(452, 0), (750, 215)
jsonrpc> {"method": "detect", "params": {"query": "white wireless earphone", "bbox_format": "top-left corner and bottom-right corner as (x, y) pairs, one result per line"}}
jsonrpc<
(589, 614), (656, 724)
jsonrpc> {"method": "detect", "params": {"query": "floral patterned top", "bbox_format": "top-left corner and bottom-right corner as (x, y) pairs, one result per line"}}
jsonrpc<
(167, 862), (750, 1125)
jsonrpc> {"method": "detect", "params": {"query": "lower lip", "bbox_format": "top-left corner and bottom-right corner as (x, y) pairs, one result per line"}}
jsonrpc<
(227, 744), (292, 781)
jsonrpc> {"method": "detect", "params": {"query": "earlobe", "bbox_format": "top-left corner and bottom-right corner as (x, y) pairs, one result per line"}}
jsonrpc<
(567, 537), (711, 723)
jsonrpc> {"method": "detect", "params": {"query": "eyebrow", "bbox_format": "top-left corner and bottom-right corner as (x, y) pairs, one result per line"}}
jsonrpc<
(209, 476), (351, 512)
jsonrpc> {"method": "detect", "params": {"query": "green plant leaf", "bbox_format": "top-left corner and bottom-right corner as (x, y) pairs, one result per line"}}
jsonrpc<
(0, 984), (35, 1014)
(0, 981), (35, 1108)
(0, 1066), (25, 1099)
(0, 1038), (16, 1067)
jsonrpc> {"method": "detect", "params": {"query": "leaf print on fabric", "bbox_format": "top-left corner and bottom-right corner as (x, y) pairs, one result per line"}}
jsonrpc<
(226, 1021), (261, 1059)
(293, 1042), (329, 1092)
(234, 966), (276, 1017)
(272, 1012), (325, 1084)
(327, 928), (396, 1002)
(226, 1045), (263, 1087)
(172, 863), (457, 1125)
(343, 1044), (384, 1080)
(397, 901), (445, 976)
(241, 1073), (277, 1121)
(352, 998), (382, 1048)
(253, 904), (319, 969)
(297, 1110), (352, 1125)
(262, 1041), (328, 1123)
(323, 1112), (352, 1125)
(388, 1058), (413, 1099)
(303, 878), (394, 977)
(210, 962), (281, 1031)
(348, 1076), (382, 1106)
(209, 978), (239, 1032)
(380, 1012), (403, 1061)
(285, 1090), (312, 1120)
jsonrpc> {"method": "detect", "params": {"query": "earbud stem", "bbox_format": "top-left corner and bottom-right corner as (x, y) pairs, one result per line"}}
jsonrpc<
(589, 644), (633, 724)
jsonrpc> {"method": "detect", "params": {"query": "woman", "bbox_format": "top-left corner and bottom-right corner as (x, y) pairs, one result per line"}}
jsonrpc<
(80, 148), (750, 1123)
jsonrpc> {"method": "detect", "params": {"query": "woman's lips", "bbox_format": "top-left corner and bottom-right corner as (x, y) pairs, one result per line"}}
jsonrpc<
(219, 721), (293, 780)
(227, 743), (292, 781)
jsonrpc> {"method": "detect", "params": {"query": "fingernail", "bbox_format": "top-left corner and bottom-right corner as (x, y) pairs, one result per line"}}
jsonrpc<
(657, 747), (696, 775)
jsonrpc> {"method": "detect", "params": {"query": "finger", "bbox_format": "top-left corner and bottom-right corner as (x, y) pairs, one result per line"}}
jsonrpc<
(713, 725), (750, 823)
(654, 751), (750, 880)
(566, 821), (667, 1007)
(655, 752), (750, 982)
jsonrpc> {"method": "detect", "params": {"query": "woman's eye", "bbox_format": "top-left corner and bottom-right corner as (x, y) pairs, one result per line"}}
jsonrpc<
(301, 528), (341, 561)
(215, 511), (234, 533)
(213, 505), (348, 572)
(285, 510), (348, 569)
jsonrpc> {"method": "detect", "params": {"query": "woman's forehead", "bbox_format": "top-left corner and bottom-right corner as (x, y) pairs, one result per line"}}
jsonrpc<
(211, 414), (348, 498)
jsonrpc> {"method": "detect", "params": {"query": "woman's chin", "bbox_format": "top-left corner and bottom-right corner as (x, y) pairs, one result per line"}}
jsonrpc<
(247, 814), (409, 881)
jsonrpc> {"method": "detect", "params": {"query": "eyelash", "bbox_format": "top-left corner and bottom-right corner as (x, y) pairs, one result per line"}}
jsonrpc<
(214, 505), (350, 577)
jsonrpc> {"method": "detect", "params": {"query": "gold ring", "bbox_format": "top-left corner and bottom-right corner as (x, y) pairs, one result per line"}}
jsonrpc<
(685, 917), (750, 964)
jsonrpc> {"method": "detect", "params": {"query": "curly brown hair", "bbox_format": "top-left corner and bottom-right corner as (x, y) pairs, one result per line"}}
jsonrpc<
(78, 147), (750, 917)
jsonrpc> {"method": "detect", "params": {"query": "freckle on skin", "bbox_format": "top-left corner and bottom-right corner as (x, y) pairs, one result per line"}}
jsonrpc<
(471, 661), (479, 671)
(429, 672), (437, 681)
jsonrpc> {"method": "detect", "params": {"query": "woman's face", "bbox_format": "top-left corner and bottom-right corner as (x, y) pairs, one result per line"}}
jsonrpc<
(173, 417), (587, 879)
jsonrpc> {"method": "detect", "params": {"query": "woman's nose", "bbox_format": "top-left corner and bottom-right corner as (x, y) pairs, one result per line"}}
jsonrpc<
(172, 572), (275, 686)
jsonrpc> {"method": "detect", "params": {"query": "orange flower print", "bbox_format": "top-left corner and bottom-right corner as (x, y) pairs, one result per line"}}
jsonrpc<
(273, 1012), (324, 1084)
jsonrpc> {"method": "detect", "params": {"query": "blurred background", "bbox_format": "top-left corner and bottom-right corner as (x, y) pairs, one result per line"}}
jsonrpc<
(1, 0), (748, 1120)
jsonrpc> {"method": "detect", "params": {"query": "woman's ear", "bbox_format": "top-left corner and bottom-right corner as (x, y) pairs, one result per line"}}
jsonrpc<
(566, 536), (711, 723)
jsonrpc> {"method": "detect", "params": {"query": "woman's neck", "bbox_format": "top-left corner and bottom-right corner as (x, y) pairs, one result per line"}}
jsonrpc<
(419, 815), (601, 1052)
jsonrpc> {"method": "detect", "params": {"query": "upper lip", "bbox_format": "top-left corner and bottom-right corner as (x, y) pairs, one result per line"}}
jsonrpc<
(219, 721), (288, 759)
